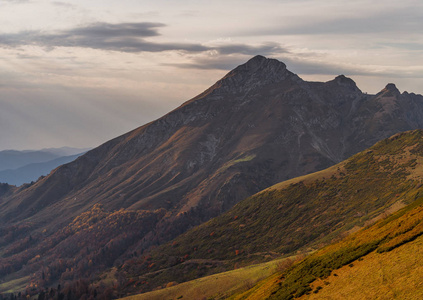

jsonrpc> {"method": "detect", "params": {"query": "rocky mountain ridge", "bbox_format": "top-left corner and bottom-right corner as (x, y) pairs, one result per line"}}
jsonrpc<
(2, 54), (423, 239)
(1, 55), (423, 296)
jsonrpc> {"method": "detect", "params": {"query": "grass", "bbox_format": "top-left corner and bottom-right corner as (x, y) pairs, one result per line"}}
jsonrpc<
(253, 196), (423, 299)
(301, 234), (423, 299)
(228, 273), (283, 300)
(0, 276), (30, 294)
(119, 256), (295, 300)
(218, 154), (257, 173)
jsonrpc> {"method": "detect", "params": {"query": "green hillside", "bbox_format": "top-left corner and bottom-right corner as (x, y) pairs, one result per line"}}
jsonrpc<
(234, 187), (423, 299)
(120, 256), (298, 300)
(115, 130), (423, 296)
(300, 235), (423, 299)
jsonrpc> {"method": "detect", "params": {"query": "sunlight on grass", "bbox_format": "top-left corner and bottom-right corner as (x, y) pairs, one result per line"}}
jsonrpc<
(302, 235), (423, 299)
(120, 256), (294, 300)
(0, 276), (29, 294)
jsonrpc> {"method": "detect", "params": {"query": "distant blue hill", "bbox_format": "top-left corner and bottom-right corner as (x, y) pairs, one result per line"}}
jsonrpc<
(0, 150), (59, 171)
(0, 152), (86, 186)
(0, 147), (90, 171)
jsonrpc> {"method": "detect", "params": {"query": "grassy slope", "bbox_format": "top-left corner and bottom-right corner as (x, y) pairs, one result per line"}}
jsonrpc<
(117, 130), (423, 296)
(303, 236), (423, 299)
(120, 256), (298, 300)
(234, 191), (423, 299)
(0, 276), (29, 294)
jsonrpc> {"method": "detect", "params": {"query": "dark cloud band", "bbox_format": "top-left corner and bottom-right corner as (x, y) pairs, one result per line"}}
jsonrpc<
(0, 22), (287, 55)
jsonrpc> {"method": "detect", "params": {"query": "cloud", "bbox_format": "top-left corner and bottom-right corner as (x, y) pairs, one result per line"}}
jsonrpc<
(279, 56), (423, 79)
(241, 6), (423, 36)
(377, 42), (423, 52)
(0, 22), (289, 56)
(0, 22), (166, 51)
(164, 56), (248, 70)
(51, 1), (78, 9)
(166, 55), (355, 74)
(69, 22), (164, 38)
(166, 52), (423, 81)
(217, 42), (287, 56)
(2, 0), (30, 2)
(278, 58), (368, 76)
(162, 42), (290, 70)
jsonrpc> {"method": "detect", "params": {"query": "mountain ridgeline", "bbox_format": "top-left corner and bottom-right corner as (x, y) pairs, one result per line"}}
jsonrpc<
(1, 56), (423, 297)
(3, 56), (423, 231)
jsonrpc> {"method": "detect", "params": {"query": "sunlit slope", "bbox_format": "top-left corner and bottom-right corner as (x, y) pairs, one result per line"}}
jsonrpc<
(238, 183), (423, 299)
(119, 257), (299, 300)
(301, 236), (423, 299)
(117, 130), (423, 294)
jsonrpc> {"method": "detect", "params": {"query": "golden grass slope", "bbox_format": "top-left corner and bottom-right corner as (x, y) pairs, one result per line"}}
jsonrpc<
(302, 235), (423, 300)
(128, 167), (423, 300)
(238, 194), (423, 299)
(0, 276), (30, 294)
(119, 257), (297, 300)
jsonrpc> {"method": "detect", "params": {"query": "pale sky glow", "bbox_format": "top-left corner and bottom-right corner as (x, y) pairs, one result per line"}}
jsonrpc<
(0, 0), (422, 150)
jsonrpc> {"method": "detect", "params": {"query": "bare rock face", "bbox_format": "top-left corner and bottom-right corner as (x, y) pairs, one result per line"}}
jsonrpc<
(1, 55), (423, 288)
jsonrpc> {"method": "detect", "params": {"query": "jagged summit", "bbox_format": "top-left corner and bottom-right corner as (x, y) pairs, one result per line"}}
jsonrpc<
(185, 55), (293, 102)
(334, 74), (354, 84)
(232, 55), (288, 76)
(244, 54), (267, 65)
(242, 55), (287, 71)
(323, 74), (361, 94)
(385, 83), (400, 93)
(378, 83), (401, 97)
(331, 74), (360, 91)
(211, 55), (296, 95)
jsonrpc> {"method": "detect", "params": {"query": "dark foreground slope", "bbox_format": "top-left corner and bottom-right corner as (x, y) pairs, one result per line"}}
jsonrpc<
(114, 130), (423, 296)
(2, 56), (423, 296)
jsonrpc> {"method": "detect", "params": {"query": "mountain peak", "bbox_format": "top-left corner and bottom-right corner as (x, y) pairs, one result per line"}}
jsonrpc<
(327, 74), (361, 93)
(212, 55), (294, 94)
(334, 74), (357, 85)
(246, 54), (267, 63)
(241, 55), (287, 72)
(385, 83), (399, 93)
(184, 56), (294, 104)
(378, 83), (401, 97)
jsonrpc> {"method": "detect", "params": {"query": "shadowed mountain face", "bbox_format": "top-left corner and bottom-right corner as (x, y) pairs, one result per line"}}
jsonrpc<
(1, 56), (423, 292)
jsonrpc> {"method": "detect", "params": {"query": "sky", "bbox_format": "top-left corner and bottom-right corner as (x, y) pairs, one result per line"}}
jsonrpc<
(0, 0), (422, 150)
